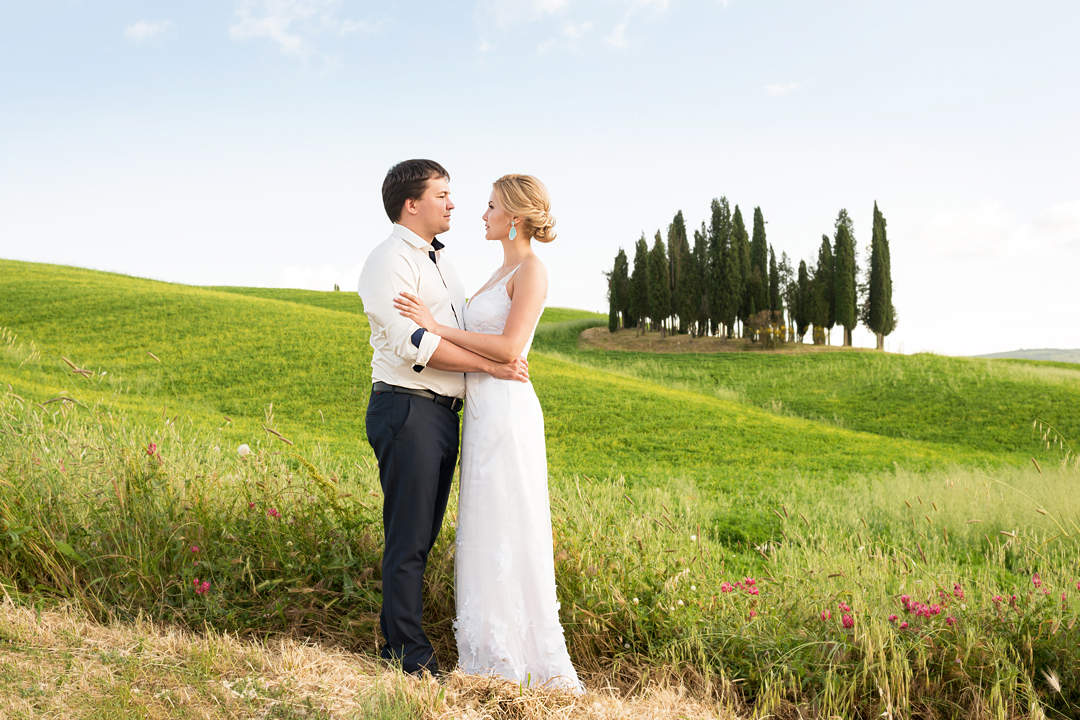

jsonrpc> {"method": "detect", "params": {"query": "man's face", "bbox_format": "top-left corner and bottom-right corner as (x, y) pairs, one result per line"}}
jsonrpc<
(411, 175), (453, 237)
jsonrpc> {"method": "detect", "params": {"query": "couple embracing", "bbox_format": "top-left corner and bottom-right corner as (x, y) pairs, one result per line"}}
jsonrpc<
(358, 159), (583, 693)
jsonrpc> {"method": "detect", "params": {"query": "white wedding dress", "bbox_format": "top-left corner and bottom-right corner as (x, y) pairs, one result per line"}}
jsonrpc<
(452, 265), (584, 694)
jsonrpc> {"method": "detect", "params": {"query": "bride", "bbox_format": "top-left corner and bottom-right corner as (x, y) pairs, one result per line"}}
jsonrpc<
(393, 174), (583, 693)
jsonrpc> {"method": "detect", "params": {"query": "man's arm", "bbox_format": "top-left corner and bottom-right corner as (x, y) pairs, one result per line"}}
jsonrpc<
(426, 339), (529, 381)
(359, 251), (441, 367)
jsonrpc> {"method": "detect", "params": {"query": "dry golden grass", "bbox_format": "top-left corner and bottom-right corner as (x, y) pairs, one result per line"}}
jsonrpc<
(0, 597), (735, 719)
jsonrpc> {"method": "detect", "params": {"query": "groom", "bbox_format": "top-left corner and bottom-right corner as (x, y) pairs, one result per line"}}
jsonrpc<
(358, 159), (529, 676)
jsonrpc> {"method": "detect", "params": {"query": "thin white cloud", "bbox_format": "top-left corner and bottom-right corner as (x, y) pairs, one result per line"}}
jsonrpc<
(604, 0), (671, 48)
(605, 21), (628, 48)
(477, 0), (670, 49)
(124, 20), (172, 43)
(230, 0), (378, 57)
(764, 82), (799, 97)
(562, 20), (593, 39)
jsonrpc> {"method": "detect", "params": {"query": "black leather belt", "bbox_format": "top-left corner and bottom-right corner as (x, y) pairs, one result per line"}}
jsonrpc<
(372, 381), (464, 413)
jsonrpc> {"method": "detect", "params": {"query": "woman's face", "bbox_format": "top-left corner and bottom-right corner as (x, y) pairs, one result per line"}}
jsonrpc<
(482, 190), (514, 241)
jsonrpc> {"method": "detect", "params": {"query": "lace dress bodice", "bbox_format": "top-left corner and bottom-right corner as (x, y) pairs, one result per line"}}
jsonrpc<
(462, 264), (539, 357)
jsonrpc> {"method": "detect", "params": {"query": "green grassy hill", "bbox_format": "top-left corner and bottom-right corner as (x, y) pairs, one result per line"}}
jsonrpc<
(4, 259), (1058, 486)
(3, 258), (1079, 718)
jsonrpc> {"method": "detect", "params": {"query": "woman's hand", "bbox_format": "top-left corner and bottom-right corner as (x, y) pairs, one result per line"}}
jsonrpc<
(394, 292), (438, 332)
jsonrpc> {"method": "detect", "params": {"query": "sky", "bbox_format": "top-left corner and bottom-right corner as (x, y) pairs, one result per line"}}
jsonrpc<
(2, 1), (1079, 356)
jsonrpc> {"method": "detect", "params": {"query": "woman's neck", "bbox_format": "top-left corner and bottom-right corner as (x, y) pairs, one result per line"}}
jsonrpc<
(499, 236), (533, 268)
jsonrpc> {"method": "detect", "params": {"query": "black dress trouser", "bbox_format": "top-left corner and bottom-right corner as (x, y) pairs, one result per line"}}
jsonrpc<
(365, 388), (459, 674)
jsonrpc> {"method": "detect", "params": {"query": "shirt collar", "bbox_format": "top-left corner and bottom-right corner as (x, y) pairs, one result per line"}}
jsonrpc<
(392, 223), (444, 252)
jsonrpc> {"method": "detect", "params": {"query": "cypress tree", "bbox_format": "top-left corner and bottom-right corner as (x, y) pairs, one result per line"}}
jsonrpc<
(611, 248), (630, 330)
(731, 206), (751, 336)
(750, 207), (769, 314)
(832, 209), (858, 347)
(778, 251), (794, 339)
(691, 222), (709, 336)
(607, 272), (619, 332)
(629, 235), (649, 331)
(865, 201), (896, 349)
(666, 211), (691, 333)
(795, 260), (811, 341)
(648, 230), (671, 335)
(707, 197), (732, 335)
(768, 246), (780, 319)
(815, 234), (835, 343)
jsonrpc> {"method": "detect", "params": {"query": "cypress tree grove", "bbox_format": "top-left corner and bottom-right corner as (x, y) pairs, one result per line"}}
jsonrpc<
(731, 206), (751, 336)
(832, 209), (858, 347)
(648, 230), (671, 335)
(629, 235), (649, 332)
(750, 206), (770, 314)
(815, 235), (835, 343)
(865, 201), (896, 349)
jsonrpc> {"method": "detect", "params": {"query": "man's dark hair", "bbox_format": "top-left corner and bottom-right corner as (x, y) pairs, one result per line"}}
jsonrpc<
(382, 159), (450, 222)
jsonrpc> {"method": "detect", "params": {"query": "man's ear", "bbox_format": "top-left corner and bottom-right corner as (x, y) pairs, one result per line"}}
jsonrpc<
(403, 197), (418, 217)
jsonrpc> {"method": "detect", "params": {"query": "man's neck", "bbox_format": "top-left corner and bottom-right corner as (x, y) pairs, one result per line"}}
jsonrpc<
(396, 220), (434, 245)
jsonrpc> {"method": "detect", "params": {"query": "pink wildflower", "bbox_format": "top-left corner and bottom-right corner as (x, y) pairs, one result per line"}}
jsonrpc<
(929, 604), (943, 616)
(747, 586), (760, 596)
(838, 602), (851, 613)
(1032, 572), (1042, 588)
(945, 616), (957, 626)
(888, 614), (898, 623)
(992, 595), (1003, 605)
(190, 545), (199, 553)
(899, 621), (909, 629)
(743, 577), (756, 587)
(748, 609), (757, 618)
(147, 442), (157, 457)
(720, 582), (735, 593)
(953, 583), (964, 600)
(199, 580), (210, 594)
(820, 610), (831, 621)
(267, 507), (280, 518)
(842, 614), (854, 629)
(248, 501), (256, 509)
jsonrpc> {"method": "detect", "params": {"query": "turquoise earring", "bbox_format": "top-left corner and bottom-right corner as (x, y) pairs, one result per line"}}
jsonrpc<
(508, 222), (517, 241)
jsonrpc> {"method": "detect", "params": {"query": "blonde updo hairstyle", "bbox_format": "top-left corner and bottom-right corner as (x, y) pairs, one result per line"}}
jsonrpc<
(492, 174), (557, 243)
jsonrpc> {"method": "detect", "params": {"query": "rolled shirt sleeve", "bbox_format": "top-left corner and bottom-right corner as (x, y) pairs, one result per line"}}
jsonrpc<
(359, 251), (443, 369)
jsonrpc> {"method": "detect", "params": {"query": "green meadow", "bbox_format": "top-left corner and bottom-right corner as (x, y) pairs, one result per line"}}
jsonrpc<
(2, 258), (1079, 719)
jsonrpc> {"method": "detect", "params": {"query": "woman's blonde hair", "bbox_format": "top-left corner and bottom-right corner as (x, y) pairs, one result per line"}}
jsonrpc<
(492, 174), (556, 243)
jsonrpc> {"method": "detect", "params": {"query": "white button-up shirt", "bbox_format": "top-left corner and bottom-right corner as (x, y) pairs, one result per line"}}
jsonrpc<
(358, 223), (466, 398)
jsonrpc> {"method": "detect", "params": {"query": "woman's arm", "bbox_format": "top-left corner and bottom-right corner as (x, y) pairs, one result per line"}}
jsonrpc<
(394, 259), (547, 364)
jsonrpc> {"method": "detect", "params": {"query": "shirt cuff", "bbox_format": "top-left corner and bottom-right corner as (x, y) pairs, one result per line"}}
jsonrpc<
(411, 328), (442, 371)
(410, 327), (426, 348)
